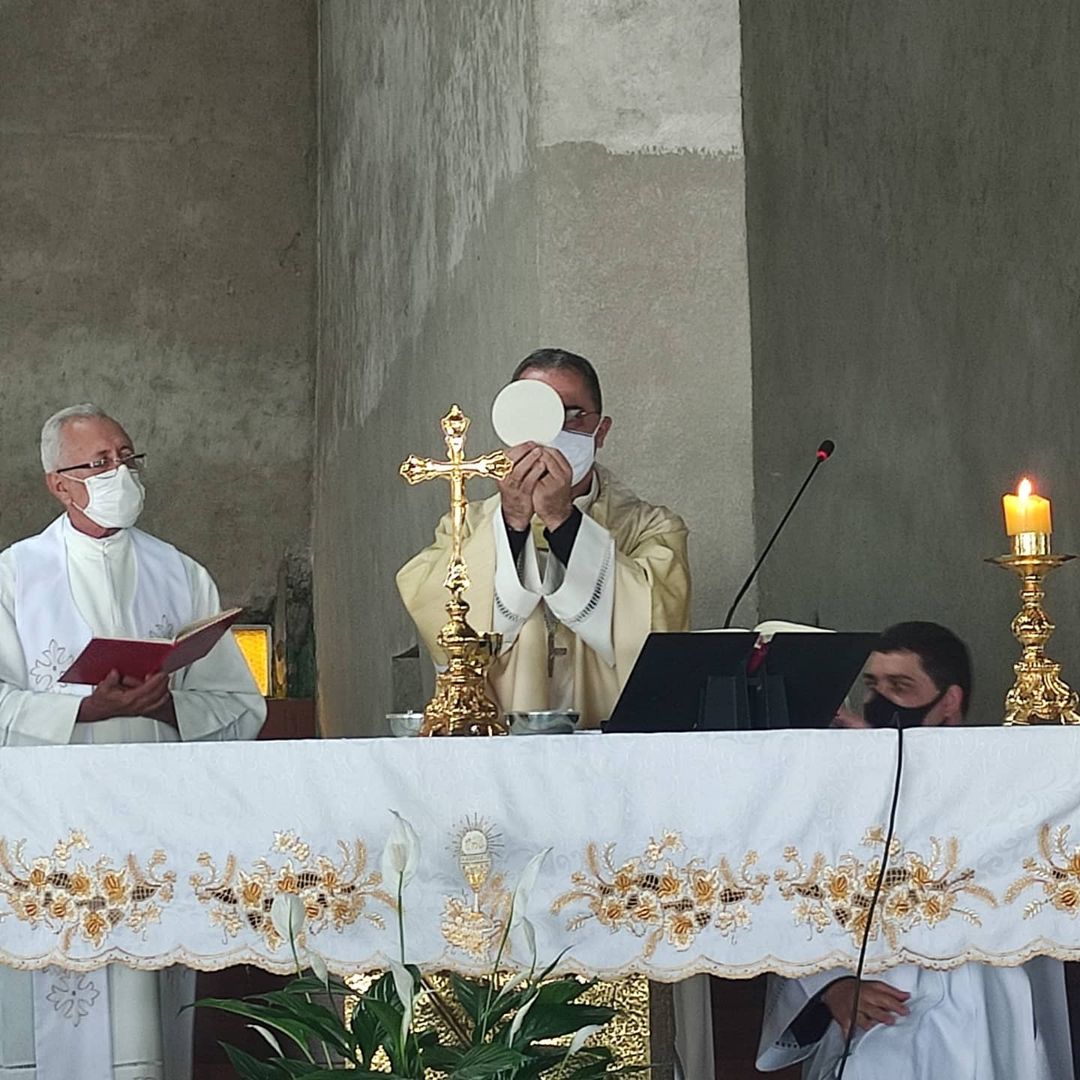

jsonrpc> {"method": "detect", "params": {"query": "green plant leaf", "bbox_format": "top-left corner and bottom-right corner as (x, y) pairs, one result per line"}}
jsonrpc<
(450, 1042), (530, 1078)
(195, 998), (317, 1059)
(221, 1042), (291, 1079)
(533, 978), (592, 1007)
(513, 1002), (617, 1046)
(283, 974), (353, 998)
(276, 1068), (397, 1079)
(251, 993), (357, 1057)
(361, 994), (405, 1041)
(348, 998), (383, 1066)
(419, 1043), (464, 1070)
(449, 974), (490, 1025)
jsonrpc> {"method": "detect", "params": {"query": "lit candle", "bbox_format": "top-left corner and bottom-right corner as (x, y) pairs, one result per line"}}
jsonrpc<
(1003, 477), (1052, 536)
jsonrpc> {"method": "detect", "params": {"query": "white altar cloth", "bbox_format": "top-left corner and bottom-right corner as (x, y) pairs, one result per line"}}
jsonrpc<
(1, 727), (1080, 981)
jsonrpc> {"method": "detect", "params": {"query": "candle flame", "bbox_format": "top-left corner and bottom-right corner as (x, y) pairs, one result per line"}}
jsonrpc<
(1018, 478), (1033, 499)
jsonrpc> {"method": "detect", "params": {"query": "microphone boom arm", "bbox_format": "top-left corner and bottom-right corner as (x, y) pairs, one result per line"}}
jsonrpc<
(722, 444), (833, 629)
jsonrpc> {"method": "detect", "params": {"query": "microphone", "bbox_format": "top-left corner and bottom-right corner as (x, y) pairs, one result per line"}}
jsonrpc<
(722, 439), (835, 629)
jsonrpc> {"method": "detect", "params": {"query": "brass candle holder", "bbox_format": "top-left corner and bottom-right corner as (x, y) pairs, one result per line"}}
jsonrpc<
(987, 531), (1079, 726)
(400, 405), (513, 736)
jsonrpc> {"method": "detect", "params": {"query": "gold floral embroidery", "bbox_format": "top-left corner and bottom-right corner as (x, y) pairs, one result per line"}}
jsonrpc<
(191, 831), (392, 950)
(776, 826), (996, 948)
(552, 832), (767, 958)
(441, 817), (511, 961)
(0, 831), (174, 949)
(1005, 823), (1080, 917)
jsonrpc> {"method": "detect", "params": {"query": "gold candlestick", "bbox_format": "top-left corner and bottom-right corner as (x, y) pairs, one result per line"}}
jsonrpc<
(400, 405), (513, 736)
(987, 531), (1079, 725)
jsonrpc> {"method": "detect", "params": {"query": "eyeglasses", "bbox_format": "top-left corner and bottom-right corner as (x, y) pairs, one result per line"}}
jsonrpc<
(55, 453), (146, 476)
(563, 407), (600, 430)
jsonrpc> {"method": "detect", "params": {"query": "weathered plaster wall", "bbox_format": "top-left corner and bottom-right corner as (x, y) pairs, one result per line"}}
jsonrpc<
(743, 3), (1080, 719)
(315, 0), (753, 735)
(0, 1), (316, 609)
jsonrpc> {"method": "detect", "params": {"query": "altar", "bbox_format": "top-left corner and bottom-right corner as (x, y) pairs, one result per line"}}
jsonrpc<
(2, 726), (1080, 982)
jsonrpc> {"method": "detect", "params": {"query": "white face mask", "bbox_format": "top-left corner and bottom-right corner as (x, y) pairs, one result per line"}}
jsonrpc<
(66, 465), (145, 529)
(550, 427), (597, 486)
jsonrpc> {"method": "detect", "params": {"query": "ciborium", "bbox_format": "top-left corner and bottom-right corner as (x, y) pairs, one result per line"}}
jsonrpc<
(987, 530), (1079, 726)
(400, 406), (512, 736)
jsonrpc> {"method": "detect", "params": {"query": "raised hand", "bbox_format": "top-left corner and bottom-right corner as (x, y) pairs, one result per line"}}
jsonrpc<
(498, 442), (547, 531)
(532, 447), (574, 531)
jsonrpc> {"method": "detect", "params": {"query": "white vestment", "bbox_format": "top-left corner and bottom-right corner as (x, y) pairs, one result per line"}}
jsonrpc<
(0, 515), (266, 1080)
(757, 961), (1075, 1080)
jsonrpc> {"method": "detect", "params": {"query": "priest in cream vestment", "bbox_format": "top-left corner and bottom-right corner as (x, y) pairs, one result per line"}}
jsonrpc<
(0, 404), (266, 1080)
(396, 349), (691, 729)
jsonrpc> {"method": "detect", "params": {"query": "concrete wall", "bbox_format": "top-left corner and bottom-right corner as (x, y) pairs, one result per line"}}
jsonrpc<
(315, 0), (753, 735)
(742, 3), (1080, 719)
(0, 1), (316, 610)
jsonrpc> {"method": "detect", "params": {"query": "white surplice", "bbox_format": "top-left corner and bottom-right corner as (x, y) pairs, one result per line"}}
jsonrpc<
(490, 476), (610, 710)
(757, 961), (1075, 1080)
(0, 515), (266, 1080)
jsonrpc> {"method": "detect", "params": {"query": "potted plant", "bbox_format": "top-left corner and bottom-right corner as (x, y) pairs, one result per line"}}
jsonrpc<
(197, 813), (646, 1078)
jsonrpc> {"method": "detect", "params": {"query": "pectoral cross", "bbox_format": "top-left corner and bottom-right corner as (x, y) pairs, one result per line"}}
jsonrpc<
(546, 619), (569, 678)
(400, 405), (513, 596)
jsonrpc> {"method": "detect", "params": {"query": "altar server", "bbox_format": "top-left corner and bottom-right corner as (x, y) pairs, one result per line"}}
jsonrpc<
(0, 404), (265, 1080)
(758, 622), (1073, 1080)
(397, 348), (691, 730)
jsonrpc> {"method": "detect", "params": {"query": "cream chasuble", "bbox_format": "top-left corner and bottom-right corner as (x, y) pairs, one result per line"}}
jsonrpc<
(396, 465), (690, 730)
(0, 516), (265, 1080)
(757, 961), (1074, 1080)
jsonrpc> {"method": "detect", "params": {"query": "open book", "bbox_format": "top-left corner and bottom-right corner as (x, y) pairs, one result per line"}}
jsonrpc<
(59, 607), (243, 685)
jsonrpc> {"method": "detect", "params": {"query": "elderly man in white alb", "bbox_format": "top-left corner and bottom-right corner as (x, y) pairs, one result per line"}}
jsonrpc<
(397, 348), (691, 730)
(0, 404), (266, 1080)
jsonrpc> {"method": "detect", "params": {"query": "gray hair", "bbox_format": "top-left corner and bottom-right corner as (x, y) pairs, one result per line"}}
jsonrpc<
(40, 403), (109, 472)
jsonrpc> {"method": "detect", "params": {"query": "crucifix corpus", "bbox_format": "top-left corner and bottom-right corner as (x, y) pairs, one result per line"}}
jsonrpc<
(400, 405), (513, 735)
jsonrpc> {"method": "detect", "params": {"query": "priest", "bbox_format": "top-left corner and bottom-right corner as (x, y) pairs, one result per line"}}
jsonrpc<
(0, 404), (266, 1080)
(396, 348), (691, 729)
(757, 622), (1074, 1080)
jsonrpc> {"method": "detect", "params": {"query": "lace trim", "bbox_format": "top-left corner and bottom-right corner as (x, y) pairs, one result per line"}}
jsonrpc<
(494, 590), (527, 624)
(564, 544), (612, 628)
(0, 942), (1073, 981)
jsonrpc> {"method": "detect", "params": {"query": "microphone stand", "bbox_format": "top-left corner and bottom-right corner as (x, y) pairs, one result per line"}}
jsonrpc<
(722, 442), (834, 629)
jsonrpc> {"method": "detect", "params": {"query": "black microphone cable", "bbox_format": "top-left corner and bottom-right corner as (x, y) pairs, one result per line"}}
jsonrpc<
(835, 712), (905, 1080)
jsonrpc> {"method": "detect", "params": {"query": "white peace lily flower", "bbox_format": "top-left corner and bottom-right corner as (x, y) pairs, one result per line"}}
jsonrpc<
(495, 967), (530, 1002)
(269, 893), (306, 945)
(308, 949), (329, 986)
(247, 1023), (284, 1057)
(509, 915), (537, 966)
(387, 955), (416, 1042)
(381, 810), (420, 888)
(566, 1023), (603, 1057)
(509, 848), (550, 930)
(507, 988), (539, 1043)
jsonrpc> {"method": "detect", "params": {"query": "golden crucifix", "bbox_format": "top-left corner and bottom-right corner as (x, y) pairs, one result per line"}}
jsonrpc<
(400, 405), (513, 736)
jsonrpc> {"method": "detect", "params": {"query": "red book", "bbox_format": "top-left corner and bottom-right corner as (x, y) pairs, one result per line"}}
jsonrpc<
(58, 608), (243, 685)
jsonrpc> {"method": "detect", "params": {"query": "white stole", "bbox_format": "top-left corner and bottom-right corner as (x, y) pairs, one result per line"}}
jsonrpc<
(11, 516), (193, 697)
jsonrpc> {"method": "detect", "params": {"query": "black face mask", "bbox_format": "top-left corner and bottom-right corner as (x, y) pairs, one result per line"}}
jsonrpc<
(863, 687), (947, 729)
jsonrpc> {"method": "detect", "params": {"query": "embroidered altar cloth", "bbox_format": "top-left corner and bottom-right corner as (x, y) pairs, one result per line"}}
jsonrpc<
(2, 727), (1080, 981)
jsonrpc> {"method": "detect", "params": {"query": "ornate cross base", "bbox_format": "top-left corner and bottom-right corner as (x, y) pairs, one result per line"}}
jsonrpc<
(423, 596), (506, 737)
